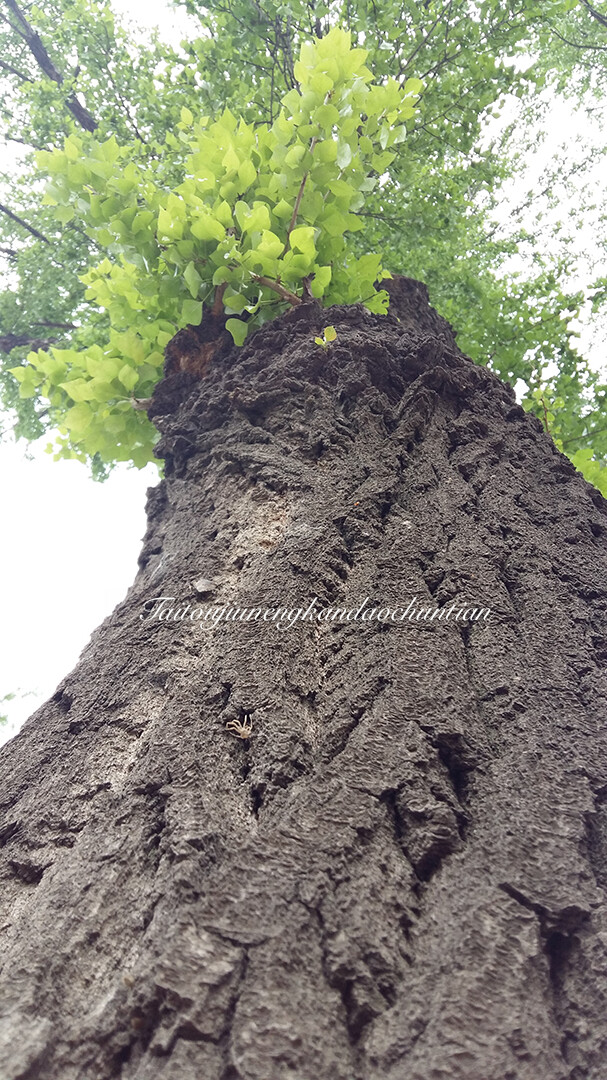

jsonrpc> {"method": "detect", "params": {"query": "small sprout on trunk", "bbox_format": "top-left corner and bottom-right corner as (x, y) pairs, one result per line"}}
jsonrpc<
(315, 325), (337, 348)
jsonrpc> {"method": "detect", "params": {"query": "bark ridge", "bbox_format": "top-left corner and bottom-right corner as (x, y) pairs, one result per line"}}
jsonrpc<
(1, 278), (606, 1080)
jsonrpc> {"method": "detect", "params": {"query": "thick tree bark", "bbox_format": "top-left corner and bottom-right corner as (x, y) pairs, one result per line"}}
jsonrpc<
(1, 278), (607, 1080)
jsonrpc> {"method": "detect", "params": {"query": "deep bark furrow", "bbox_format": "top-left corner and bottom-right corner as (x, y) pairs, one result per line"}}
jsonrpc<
(1, 279), (606, 1078)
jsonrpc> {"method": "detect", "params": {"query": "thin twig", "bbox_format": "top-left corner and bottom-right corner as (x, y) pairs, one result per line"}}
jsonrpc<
(551, 26), (607, 51)
(540, 394), (551, 435)
(281, 131), (319, 257)
(0, 201), (50, 243)
(252, 274), (301, 305)
(561, 425), (607, 448)
(580, 0), (607, 30)
(32, 320), (76, 329)
(0, 56), (31, 81)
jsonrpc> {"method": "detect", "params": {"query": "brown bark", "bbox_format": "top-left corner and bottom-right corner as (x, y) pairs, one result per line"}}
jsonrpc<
(1, 278), (606, 1079)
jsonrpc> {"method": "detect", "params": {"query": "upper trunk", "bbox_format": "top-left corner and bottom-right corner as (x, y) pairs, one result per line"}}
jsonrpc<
(1, 279), (606, 1080)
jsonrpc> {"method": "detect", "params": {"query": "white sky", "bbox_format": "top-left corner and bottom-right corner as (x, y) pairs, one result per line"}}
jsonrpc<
(486, 90), (607, 366)
(0, 1), (605, 745)
(0, 443), (157, 743)
(110, 0), (196, 42)
(0, 0), (191, 745)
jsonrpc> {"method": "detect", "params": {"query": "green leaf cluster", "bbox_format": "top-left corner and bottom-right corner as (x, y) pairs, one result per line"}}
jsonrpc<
(13, 28), (419, 465)
(0, 0), (606, 491)
(315, 325), (338, 348)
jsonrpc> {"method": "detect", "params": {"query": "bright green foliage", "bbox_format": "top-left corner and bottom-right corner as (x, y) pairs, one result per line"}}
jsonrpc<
(0, 0), (197, 471)
(567, 447), (607, 492)
(315, 325), (338, 348)
(12, 29), (418, 465)
(0, 0), (606, 490)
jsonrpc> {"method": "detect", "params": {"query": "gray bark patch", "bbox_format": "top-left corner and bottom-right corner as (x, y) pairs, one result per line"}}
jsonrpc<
(1, 278), (606, 1079)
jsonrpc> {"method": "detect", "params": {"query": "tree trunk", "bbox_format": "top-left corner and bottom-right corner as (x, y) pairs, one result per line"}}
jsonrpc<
(1, 278), (606, 1080)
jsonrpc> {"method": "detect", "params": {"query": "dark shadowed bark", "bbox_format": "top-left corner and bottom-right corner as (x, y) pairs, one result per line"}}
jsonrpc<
(1, 278), (606, 1080)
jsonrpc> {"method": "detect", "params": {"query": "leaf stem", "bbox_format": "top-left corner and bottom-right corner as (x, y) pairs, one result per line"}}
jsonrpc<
(282, 136), (317, 256)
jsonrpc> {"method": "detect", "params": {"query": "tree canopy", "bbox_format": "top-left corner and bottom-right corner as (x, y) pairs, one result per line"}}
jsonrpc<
(0, 0), (605, 489)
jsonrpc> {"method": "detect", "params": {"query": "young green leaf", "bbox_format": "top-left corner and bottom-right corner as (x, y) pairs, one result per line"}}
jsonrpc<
(226, 318), (248, 346)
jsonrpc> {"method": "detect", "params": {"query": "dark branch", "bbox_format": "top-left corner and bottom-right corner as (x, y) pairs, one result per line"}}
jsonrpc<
(579, 0), (607, 30)
(0, 332), (53, 352)
(0, 201), (50, 243)
(2, 0), (98, 131)
(0, 56), (32, 81)
(398, 3), (449, 76)
(252, 274), (301, 305)
(561, 424), (607, 448)
(551, 26), (607, 51)
(32, 320), (76, 330)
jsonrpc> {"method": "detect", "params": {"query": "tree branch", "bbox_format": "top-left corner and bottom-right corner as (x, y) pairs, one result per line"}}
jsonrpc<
(551, 26), (607, 51)
(283, 171), (310, 254)
(398, 4), (448, 76)
(31, 320), (76, 330)
(579, 0), (607, 30)
(99, 24), (145, 141)
(2, 134), (43, 150)
(252, 275), (301, 305)
(0, 201), (50, 243)
(2, 0), (98, 132)
(0, 332), (53, 352)
(281, 134), (318, 257)
(212, 281), (227, 317)
(561, 424), (607, 448)
(0, 56), (31, 81)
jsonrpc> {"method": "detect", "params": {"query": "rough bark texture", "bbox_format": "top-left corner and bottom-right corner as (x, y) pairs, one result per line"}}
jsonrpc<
(1, 278), (607, 1080)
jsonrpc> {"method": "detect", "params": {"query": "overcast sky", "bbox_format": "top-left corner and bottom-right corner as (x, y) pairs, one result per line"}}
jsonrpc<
(1, 1), (605, 745)
(0, 0), (195, 745)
